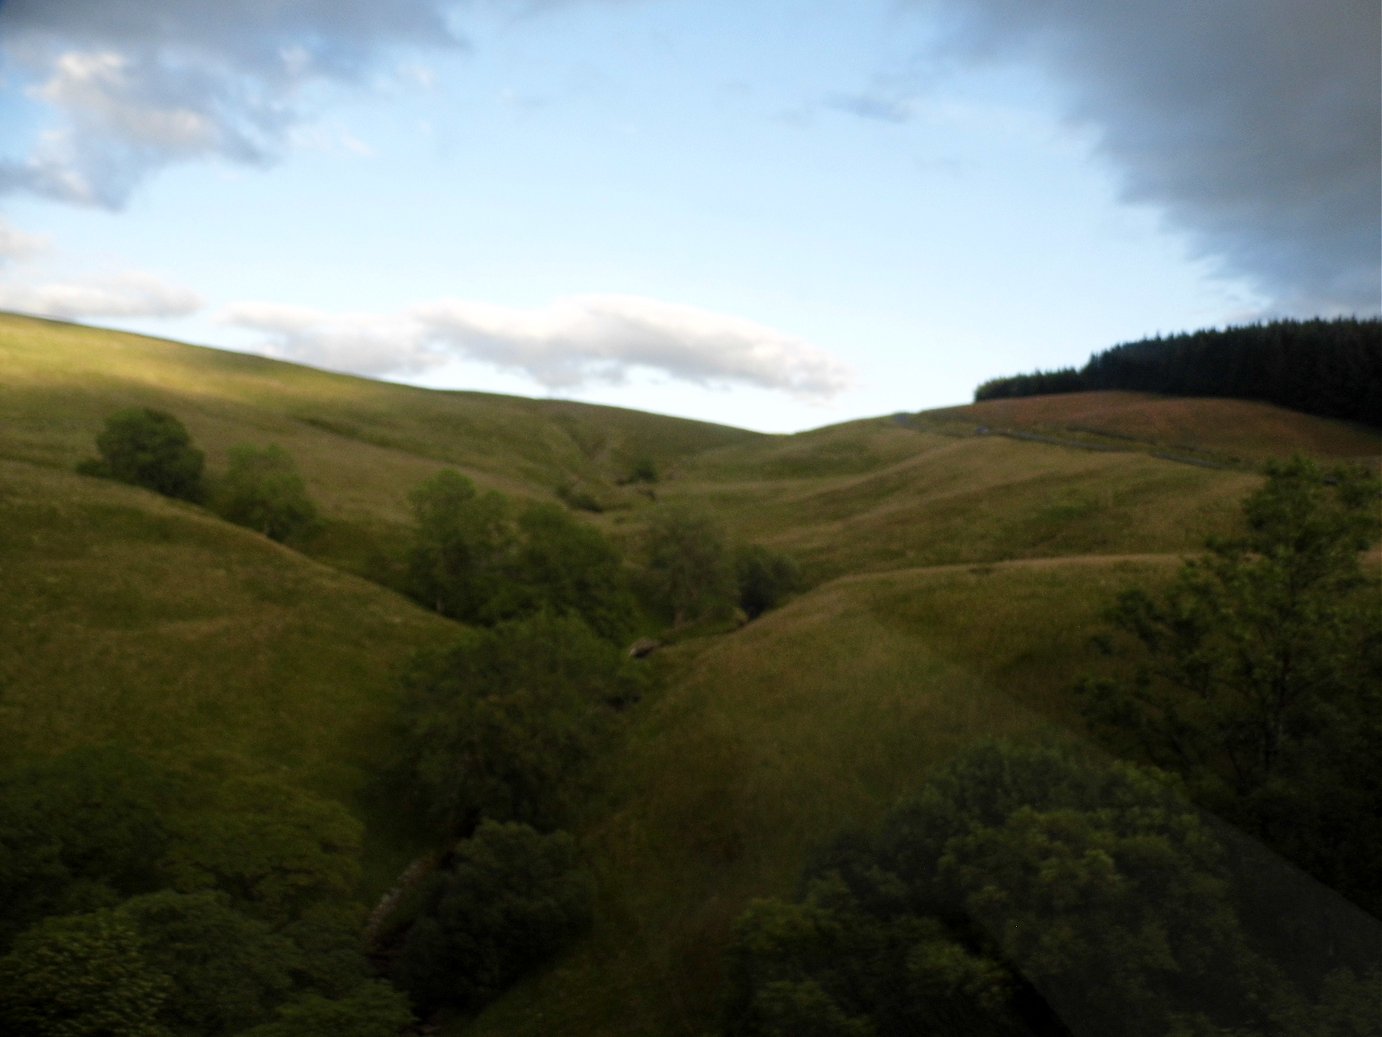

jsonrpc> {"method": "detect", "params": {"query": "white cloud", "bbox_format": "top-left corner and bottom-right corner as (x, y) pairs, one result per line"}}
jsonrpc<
(219, 294), (855, 398)
(0, 270), (203, 319)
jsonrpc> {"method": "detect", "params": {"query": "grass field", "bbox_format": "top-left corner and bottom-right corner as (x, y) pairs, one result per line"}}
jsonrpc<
(3, 312), (1377, 1034)
(926, 390), (1382, 463)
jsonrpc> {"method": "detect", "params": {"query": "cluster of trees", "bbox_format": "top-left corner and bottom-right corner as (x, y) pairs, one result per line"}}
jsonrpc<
(372, 614), (634, 1015)
(0, 747), (413, 1037)
(78, 412), (803, 637)
(1080, 457), (1382, 914)
(723, 742), (1381, 1037)
(974, 318), (1382, 426)
(405, 469), (641, 642)
(724, 458), (1382, 1036)
(375, 475), (802, 1019)
(79, 408), (319, 544)
(639, 505), (801, 628)
(404, 469), (801, 638)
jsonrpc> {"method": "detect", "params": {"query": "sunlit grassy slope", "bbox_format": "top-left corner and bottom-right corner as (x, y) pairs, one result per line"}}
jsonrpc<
(3, 313), (1378, 1034)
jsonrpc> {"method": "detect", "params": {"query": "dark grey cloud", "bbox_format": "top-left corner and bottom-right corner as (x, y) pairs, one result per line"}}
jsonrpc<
(0, 0), (465, 207)
(911, 0), (1380, 315)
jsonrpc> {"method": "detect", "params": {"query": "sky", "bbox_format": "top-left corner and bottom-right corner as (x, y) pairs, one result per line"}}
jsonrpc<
(0, 0), (1377, 433)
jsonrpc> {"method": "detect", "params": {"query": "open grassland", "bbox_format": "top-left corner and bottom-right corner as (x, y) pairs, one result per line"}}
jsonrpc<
(0, 460), (454, 785)
(0, 313), (760, 570)
(925, 390), (1382, 463)
(5, 314), (1375, 1034)
(652, 419), (1258, 580)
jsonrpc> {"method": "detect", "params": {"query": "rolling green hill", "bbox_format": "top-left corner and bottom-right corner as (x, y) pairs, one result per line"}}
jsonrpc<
(3, 313), (1378, 1035)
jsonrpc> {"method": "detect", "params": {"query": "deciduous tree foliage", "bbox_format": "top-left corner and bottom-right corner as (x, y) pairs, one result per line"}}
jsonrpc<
(406, 469), (515, 623)
(0, 908), (173, 1037)
(642, 505), (738, 627)
(390, 821), (592, 1014)
(117, 890), (296, 1037)
(400, 612), (641, 836)
(213, 444), (319, 543)
(234, 980), (415, 1037)
(164, 775), (364, 923)
(404, 470), (638, 640)
(735, 543), (802, 619)
(0, 746), (176, 949)
(1080, 457), (1382, 910)
(723, 743), (1278, 1037)
(81, 407), (206, 502)
(497, 502), (639, 643)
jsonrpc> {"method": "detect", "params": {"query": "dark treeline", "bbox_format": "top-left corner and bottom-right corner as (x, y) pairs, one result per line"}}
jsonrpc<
(974, 318), (1382, 426)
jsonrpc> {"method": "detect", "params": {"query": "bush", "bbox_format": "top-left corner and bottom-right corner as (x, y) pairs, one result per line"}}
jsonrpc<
(82, 408), (205, 502)
(735, 544), (802, 619)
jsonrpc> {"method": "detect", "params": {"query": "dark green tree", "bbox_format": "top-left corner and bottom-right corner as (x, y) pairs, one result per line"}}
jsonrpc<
(213, 444), (319, 543)
(82, 408), (205, 502)
(405, 469), (515, 622)
(496, 502), (640, 643)
(163, 776), (363, 924)
(724, 742), (1273, 1037)
(0, 908), (173, 1037)
(0, 746), (176, 950)
(1079, 457), (1382, 907)
(642, 505), (737, 627)
(118, 890), (296, 1037)
(735, 544), (802, 619)
(391, 821), (592, 1014)
(400, 612), (640, 835)
(233, 981), (414, 1037)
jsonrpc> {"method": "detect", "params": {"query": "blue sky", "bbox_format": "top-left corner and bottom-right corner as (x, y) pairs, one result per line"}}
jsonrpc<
(1, 0), (1377, 432)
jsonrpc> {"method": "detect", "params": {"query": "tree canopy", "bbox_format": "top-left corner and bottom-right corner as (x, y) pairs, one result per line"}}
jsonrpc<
(1080, 457), (1382, 910)
(391, 821), (592, 1014)
(399, 612), (642, 836)
(975, 318), (1382, 426)
(81, 408), (206, 502)
(212, 444), (318, 543)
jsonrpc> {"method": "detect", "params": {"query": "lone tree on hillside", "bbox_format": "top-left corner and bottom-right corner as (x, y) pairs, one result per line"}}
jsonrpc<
(213, 444), (319, 543)
(81, 408), (205, 502)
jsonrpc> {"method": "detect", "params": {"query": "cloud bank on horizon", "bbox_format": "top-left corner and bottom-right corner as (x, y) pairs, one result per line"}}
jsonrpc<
(220, 294), (855, 398)
(908, 0), (1380, 316)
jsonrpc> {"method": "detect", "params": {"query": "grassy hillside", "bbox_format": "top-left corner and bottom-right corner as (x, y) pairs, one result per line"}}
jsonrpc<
(0, 312), (760, 573)
(3, 313), (1377, 1034)
(925, 390), (1382, 463)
